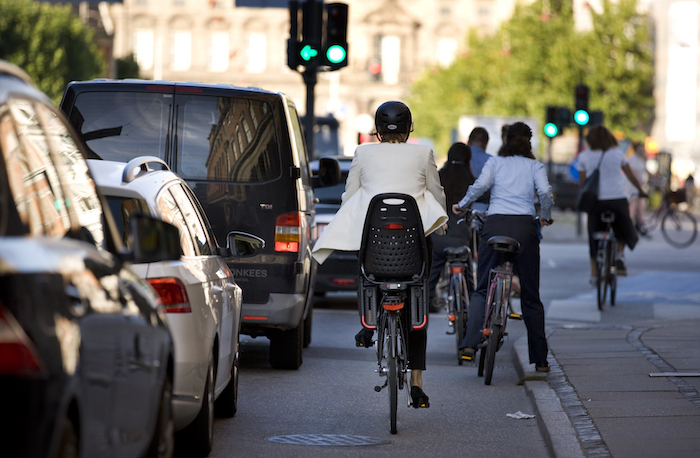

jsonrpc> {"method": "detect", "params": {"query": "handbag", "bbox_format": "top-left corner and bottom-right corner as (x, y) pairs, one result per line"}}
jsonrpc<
(577, 151), (605, 213)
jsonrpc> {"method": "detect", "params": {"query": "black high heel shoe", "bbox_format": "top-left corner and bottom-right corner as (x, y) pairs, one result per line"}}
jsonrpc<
(410, 386), (430, 408)
(355, 328), (374, 347)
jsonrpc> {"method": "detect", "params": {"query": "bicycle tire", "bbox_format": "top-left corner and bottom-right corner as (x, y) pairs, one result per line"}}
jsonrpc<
(609, 240), (617, 306)
(596, 241), (605, 311)
(661, 210), (697, 248)
(484, 280), (503, 386)
(454, 275), (468, 351)
(388, 313), (398, 434)
(477, 345), (486, 377)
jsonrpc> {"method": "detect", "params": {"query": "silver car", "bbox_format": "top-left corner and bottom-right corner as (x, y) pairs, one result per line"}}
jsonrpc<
(89, 157), (263, 456)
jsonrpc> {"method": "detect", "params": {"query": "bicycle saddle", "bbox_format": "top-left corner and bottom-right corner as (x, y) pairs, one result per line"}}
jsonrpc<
(444, 245), (470, 259)
(487, 236), (520, 253)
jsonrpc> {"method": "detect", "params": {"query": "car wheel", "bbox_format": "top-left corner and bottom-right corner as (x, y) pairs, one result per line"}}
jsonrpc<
(57, 416), (79, 458)
(145, 374), (174, 458)
(269, 320), (303, 370)
(215, 341), (239, 418)
(175, 362), (214, 456)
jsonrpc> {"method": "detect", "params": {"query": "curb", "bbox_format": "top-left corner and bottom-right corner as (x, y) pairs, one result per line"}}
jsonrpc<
(512, 336), (584, 458)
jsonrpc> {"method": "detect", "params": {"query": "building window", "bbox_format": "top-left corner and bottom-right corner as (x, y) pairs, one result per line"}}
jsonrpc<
(133, 29), (154, 70)
(380, 35), (400, 85)
(209, 32), (229, 72)
(245, 32), (266, 73)
(438, 38), (457, 68)
(171, 31), (192, 71)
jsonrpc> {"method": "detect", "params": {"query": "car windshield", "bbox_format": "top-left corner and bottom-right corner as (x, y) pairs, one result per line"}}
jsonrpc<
(71, 92), (171, 162)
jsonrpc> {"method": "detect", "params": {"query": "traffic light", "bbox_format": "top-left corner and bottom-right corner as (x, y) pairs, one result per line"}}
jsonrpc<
(287, 1), (301, 70)
(322, 3), (349, 70)
(299, 0), (323, 67)
(574, 84), (589, 126)
(544, 106), (559, 138)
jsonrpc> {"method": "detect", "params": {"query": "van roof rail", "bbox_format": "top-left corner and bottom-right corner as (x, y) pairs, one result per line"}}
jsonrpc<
(123, 156), (170, 183)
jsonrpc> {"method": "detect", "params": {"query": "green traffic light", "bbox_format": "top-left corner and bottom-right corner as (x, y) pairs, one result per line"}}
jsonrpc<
(544, 122), (558, 138)
(300, 44), (319, 62)
(574, 109), (589, 126)
(326, 44), (347, 64)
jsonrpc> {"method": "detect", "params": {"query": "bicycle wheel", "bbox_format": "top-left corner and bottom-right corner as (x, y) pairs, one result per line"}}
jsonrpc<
(609, 241), (617, 306)
(484, 280), (503, 386)
(477, 345), (486, 377)
(661, 210), (697, 248)
(388, 313), (398, 434)
(596, 241), (606, 311)
(454, 275), (468, 352)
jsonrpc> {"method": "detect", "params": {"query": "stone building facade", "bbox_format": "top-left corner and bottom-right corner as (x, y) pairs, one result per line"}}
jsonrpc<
(108, 0), (517, 152)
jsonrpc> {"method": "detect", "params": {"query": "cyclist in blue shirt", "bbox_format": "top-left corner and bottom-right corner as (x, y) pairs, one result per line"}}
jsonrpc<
(468, 127), (491, 213)
(453, 122), (554, 373)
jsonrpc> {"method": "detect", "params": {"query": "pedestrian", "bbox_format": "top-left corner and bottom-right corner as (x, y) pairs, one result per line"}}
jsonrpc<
(428, 142), (476, 311)
(467, 127), (491, 213)
(453, 122), (554, 372)
(577, 125), (646, 284)
(685, 173), (696, 208)
(312, 101), (448, 408)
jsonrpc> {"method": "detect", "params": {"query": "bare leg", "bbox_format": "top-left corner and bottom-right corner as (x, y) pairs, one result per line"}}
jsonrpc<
(410, 369), (422, 388)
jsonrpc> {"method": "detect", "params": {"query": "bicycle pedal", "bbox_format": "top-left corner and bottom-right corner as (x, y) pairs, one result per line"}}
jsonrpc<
(508, 313), (523, 320)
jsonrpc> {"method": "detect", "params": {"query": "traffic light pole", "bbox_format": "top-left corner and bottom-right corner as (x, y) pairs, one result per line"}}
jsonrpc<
(303, 68), (317, 157)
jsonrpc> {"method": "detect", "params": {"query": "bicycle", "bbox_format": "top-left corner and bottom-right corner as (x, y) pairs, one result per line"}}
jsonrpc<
(441, 245), (470, 364)
(358, 194), (429, 434)
(593, 211), (618, 311)
(640, 190), (697, 248)
(477, 236), (520, 386)
(466, 210), (485, 290)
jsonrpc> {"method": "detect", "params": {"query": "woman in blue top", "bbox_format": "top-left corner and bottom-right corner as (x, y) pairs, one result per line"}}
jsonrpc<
(453, 122), (554, 372)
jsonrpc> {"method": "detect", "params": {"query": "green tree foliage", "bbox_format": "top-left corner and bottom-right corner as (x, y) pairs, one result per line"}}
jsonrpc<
(0, 0), (105, 105)
(116, 54), (140, 79)
(409, 0), (653, 157)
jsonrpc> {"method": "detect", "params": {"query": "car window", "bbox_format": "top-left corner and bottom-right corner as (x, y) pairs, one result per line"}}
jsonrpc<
(1, 99), (71, 237)
(105, 196), (151, 248)
(40, 105), (106, 248)
(71, 91), (171, 162)
(175, 95), (281, 183)
(156, 189), (194, 257)
(168, 183), (213, 255)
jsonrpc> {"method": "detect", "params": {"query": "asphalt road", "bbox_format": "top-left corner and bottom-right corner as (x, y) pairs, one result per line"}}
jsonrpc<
(196, 208), (700, 458)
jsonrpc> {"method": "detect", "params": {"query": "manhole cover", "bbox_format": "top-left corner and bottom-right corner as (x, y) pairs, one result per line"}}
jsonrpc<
(265, 434), (389, 446)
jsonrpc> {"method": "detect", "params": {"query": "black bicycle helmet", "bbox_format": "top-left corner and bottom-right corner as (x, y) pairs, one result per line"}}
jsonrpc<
(375, 101), (413, 137)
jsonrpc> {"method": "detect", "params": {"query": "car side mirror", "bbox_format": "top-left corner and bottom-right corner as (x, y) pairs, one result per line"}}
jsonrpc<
(312, 157), (341, 188)
(127, 214), (181, 263)
(226, 231), (265, 258)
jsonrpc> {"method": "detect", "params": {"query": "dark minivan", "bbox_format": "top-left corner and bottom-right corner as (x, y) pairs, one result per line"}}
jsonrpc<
(61, 80), (336, 369)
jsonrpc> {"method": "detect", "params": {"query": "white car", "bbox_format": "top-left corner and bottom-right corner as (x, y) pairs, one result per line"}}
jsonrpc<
(89, 156), (264, 456)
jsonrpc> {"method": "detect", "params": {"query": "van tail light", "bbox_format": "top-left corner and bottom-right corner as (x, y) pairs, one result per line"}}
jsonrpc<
(275, 212), (302, 253)
(148, 278), (191, 313)
(0, 304), (46, 377)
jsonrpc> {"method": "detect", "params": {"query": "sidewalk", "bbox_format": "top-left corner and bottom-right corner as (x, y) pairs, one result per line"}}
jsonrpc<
(512, 209), (700, 458)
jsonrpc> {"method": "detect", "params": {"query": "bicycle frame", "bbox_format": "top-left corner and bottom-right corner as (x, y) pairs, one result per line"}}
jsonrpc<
(483, 264), (514, 334)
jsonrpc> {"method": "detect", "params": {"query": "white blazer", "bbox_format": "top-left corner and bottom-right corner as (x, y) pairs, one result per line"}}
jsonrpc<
(312, 142), (448, 264)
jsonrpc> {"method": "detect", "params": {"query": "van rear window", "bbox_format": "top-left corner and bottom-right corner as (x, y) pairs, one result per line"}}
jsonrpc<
(176, 96), (281, 183)
(71, 92), (171, 162)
